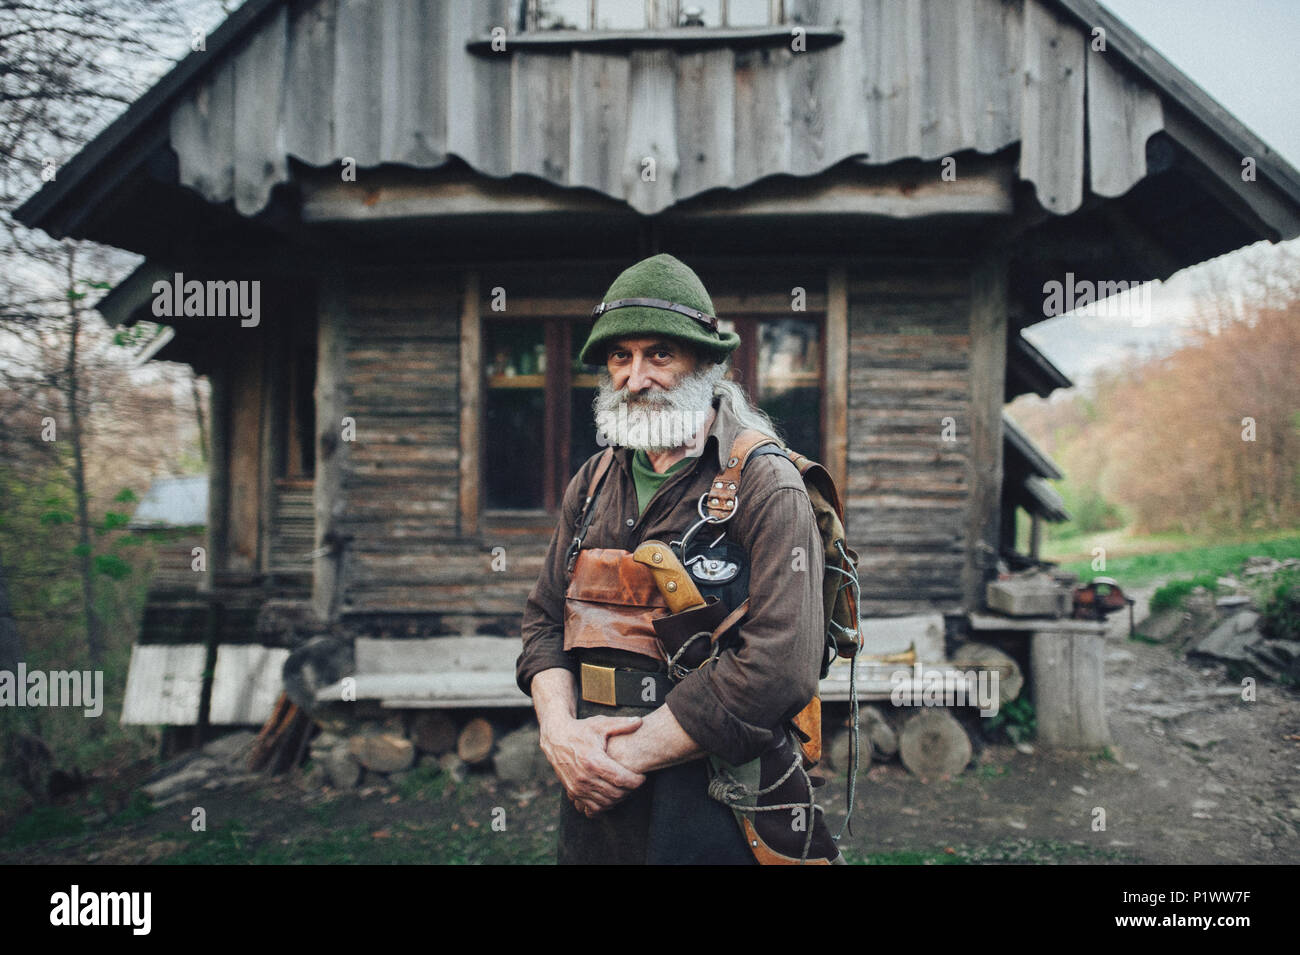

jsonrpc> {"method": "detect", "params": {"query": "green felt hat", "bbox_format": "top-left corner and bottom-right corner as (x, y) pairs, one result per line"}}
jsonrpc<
(579, 253), (741, 366)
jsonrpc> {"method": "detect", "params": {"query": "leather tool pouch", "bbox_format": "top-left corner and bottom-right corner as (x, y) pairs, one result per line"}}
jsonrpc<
(652, 596), (731, 675)
(564, 548), (668, 662)
(653, 534), (751, 677)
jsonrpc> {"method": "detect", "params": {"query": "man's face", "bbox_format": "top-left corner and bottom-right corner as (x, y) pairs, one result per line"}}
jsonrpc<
(605, 337), (700, 394)
(593, 337), (723, 453)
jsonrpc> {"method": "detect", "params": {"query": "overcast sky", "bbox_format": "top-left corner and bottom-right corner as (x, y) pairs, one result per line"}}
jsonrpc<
(1100, 0), (1300, 169)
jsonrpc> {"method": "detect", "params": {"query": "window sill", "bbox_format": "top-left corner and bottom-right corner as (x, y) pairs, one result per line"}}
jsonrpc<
(466, 26), (843, 56)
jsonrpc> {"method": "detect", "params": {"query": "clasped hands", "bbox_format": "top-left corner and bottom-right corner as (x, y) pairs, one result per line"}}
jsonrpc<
(539, 714), (646, 818)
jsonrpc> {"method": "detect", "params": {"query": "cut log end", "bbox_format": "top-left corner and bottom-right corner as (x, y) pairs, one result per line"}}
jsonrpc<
(457, 717), (495, 766)
(898, 709), (972, 780)
(951, 641), (1024, 704)
(410, 711), (459, 755)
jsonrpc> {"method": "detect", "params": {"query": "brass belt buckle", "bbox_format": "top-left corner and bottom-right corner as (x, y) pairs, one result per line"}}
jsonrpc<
(580, 663), (618, 707)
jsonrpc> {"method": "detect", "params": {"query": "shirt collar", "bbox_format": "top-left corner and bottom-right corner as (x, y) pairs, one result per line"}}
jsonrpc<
(705, 391), (747, 471)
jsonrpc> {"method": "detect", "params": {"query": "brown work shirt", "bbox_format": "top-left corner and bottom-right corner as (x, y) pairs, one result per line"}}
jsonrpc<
(516, 392), (825, 766)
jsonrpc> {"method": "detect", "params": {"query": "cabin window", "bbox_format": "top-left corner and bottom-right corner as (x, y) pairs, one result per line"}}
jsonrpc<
(722, 314), (824, 460)
(482, 308), (821, 512)
(521, 0), (784, 30)
(484, 316), (601, 511)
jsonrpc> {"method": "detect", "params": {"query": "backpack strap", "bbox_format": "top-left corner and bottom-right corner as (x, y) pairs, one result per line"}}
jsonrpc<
(564, 446), (615, 576)
(704, 429), (783, 522)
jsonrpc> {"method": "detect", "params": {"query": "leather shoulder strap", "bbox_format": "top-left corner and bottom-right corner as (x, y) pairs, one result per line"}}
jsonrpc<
(583, 446), (615, 507)
(565, 447), (615, 575)
(703, 429), (783, 521)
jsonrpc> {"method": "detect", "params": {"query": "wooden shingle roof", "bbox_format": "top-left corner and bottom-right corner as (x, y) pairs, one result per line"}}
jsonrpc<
(16, 0), (1300, 252)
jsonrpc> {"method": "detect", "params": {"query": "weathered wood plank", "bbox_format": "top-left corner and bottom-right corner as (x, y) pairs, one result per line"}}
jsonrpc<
(570, 51), (631, 196)
(961, 254), (1008, 610)
(379, 0), (446, 167)
(623, 48), (678, 213)
(1087, 46), (1164, 198)
(1031, 628), (1112, 749)
(231, 3), (288, 216)
(209, 645), (291, 724)
(733, 46), (792, 183)
(313, 276), (347, 622)
(333, 0), (385, 168)
(1020, 0), (1086, 214)
(825, 266), (848, 494)
(227, 345), (263, 573)
(121, 644), (207, 726)
(512, 51), (572, 181)
(675, 48), (735, 195)
(459, 271), (481, 537)
(283, 0), (336, 165)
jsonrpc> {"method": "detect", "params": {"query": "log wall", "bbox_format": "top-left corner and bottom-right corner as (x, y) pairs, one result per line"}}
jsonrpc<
(846, 266), (973, 616)
(328, 275), (542, 630)
(313, 262), (999, 630)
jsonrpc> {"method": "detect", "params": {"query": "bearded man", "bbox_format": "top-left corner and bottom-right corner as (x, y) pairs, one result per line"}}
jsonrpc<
(516, 253), (837, 865)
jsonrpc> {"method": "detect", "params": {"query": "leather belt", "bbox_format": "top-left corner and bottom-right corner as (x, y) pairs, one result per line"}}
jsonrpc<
(579, 662), (671, 709)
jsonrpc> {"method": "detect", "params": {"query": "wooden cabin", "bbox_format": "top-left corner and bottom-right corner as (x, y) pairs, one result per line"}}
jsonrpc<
(18, 0), (1300, 722)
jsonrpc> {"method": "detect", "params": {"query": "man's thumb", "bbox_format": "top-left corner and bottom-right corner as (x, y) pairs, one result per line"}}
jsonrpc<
(600, 715), (643, 738)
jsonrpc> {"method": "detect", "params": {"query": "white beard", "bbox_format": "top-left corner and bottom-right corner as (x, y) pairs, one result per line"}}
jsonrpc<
(592, 363), (726, 454)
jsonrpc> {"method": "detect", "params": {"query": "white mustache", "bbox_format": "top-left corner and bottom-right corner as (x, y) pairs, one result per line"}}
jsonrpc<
(592, 365), (725, 451)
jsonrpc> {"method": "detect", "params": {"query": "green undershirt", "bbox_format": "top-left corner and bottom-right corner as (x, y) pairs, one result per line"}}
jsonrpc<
(630, 449), (693, 515)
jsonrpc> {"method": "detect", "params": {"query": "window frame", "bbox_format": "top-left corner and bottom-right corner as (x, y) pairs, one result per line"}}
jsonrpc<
(520, 0), (786, 32)
(480, 310), (600, 516)
(479, 302), (827, 518)
(724, 310), (827, 463)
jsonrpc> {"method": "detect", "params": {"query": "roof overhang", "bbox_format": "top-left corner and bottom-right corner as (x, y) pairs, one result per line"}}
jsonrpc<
(1003, 413), (1064, 481)
(1006, 333), (1073, 401)
(14, 0), (1300, 292)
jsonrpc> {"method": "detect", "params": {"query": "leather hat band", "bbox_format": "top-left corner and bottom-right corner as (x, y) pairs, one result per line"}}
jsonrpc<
(590, 296), (719, 334)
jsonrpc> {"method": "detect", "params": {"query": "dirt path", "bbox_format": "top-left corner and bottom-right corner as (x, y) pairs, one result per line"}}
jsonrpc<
(821, 581), (1300, 864)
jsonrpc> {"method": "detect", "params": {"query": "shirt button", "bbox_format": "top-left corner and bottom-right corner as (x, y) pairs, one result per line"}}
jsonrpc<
(625, 518), (635, 527)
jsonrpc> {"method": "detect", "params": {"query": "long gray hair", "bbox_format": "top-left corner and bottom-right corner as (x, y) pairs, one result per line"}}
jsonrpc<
(712, 376), (785, 446)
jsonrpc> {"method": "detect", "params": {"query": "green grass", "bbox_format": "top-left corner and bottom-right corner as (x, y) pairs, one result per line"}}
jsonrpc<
(1149, 574), (1220, 614)
(154, 815), (556, 865)
(110, 791), (158, 826)
(1258, 567), (1300, 641)
(394, 764), (449, 801)
(149, 773), (557, 865)
(0, 805), (86, 850)
(1054, 532), (1300, 587)
(848, 839), (1138, 865)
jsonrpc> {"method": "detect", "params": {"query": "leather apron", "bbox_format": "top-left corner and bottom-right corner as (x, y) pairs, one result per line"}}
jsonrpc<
(560, 545), (754, 864)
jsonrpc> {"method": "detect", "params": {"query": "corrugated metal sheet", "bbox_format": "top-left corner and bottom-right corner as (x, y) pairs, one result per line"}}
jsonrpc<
(167, 0), (1162, 218)
(130, 475), (208, 529)
(121, 644), (207, 725)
